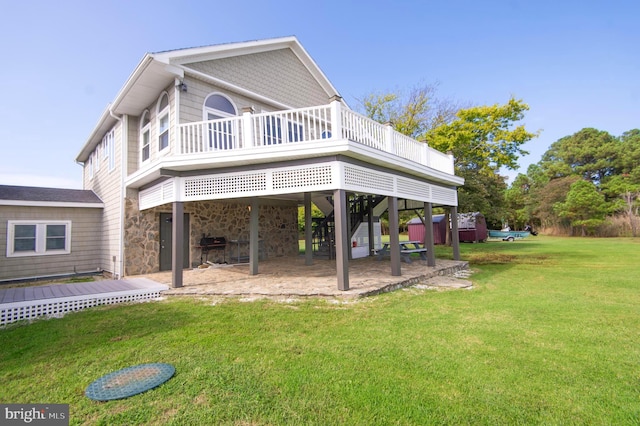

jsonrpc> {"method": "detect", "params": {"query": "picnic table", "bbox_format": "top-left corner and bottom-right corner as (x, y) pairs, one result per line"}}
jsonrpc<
(376, 240), (427, 264)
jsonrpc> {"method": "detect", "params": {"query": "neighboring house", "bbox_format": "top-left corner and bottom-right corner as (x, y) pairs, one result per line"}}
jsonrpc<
(74, 36), (464, 290)
(0, 185), (104, 282)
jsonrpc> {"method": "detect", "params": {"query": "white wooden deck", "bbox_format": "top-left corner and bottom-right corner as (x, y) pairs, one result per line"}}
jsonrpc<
(0, 278), (168, 326)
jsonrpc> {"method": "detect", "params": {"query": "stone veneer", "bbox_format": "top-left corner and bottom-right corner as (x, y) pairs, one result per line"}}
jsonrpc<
(124, 196), (299, 275)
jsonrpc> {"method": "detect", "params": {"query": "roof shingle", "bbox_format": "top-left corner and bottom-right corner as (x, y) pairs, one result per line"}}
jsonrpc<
(0, 185), (103, 204)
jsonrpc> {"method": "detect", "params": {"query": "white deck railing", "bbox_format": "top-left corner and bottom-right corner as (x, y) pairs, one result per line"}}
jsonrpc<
(177, 100), (454, 175)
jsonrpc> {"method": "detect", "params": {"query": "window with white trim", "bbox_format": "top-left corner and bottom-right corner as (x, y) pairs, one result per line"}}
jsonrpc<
(157, 93), (170, 152)
(140, 110), (151, 163)
(95, 145), (100, 172)
(7, 220), (72, 257)
(103, 129), (115, 171)
(203, 93), (237, 149)
(88, 155), (93, 179)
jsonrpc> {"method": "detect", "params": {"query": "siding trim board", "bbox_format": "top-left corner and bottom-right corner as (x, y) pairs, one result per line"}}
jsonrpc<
(0, 200), (104, 208)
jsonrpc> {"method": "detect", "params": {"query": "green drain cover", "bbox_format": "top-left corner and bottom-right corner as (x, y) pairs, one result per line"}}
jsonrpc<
(85, 363), (175, 401)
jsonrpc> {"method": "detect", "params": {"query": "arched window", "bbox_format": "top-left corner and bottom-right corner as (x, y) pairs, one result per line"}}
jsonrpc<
(203, 93), (237, 149)
(157, 92), (170, 152)
(140, 110), (151, 163)
(203, 93), (236, 120)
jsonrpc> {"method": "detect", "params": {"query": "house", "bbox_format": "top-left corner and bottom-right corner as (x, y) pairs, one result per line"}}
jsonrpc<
(0, 185), (104, 282)
(74, 36), (464, 290)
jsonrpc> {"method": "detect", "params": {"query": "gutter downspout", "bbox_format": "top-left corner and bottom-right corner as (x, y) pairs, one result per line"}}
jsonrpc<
(109, 107), (125, 280)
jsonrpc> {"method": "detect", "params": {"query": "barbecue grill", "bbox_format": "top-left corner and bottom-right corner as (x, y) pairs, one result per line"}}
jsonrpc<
(198, 235), (226, 264)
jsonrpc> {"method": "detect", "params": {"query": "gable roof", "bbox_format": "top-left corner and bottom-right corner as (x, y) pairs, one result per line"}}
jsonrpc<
(76, 36), (340, 163)
(0, 185), (103, 208)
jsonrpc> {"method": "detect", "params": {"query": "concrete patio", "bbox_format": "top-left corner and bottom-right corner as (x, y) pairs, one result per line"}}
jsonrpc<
(143, 256), (471, 299)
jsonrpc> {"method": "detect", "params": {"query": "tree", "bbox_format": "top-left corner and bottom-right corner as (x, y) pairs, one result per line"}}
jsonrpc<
(619, 129), (640, 182)
(533, 175), (580, 230)
(602, 175), (640, 236)
(426, 97), (538, 176)
(359, 88), (538, 224)
(426, 98), (538, 225)
(554, 180), (608, 236)
(540, 128), (619, 185)
(358, 83), (461, 139)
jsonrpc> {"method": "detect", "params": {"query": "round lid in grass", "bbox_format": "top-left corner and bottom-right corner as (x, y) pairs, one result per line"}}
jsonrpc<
(85, 363), (175, 401)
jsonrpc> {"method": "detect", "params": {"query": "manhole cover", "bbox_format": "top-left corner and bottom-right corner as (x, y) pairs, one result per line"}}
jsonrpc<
(85, 363), (175, 401)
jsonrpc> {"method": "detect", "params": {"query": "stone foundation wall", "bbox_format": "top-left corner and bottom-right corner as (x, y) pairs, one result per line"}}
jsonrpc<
(124, 196), (299, 276)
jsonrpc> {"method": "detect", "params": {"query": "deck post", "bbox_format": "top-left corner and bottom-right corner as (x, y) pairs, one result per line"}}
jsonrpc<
(388, 196), (401, 276)
(249, 198), (259, 275)
(451, 205), (461, 260)
(334, 188), (350, 290)
(424, 202), (436, 266)
(367, 195), (375, 256)
(171, 201), (184, 288)
(384, 122), (394, 154)
(329, 96), (342, 141)
(242, 106), (255, 149)
(304, 193), (313, 266)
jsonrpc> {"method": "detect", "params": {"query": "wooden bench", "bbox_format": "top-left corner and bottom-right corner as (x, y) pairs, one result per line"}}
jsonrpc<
(400, 248), (427, 263)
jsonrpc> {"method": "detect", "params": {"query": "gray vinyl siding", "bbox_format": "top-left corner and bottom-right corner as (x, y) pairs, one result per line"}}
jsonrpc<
(83, 120), (124, 276)
(185, 48), (329, 108)
(179, 78), (272, 124)
(127, 115), (139, 175)
(0, 206), (103, 281)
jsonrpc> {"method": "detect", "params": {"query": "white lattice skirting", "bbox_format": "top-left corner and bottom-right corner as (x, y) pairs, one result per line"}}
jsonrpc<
(0, 288), (167, 326)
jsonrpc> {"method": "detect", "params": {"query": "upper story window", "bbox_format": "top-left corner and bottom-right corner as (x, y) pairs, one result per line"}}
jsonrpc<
(103, 129), (115, 171)
(203, 93), (237, 150)
(157, 93), (170, 152)
(140, 110), (151, 163)
(7, 220), (72, 257)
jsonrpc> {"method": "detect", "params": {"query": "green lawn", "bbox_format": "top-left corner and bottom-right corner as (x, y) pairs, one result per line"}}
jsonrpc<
(2, 237), (639, 425)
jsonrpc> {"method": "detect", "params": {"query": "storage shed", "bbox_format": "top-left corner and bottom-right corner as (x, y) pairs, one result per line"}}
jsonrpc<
(407, 215), (448, 245)
(407, 212), (487, 244)
(457, 212), (488, 243)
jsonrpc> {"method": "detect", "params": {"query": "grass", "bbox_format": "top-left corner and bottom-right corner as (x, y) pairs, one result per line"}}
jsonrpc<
(1, 236), (639, 425)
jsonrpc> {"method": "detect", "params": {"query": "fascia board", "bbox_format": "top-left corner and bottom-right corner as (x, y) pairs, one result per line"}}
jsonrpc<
(0, 200), (104, 208)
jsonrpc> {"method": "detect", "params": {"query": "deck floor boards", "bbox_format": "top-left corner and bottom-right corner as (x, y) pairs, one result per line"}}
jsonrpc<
(0, 279), (167, 304)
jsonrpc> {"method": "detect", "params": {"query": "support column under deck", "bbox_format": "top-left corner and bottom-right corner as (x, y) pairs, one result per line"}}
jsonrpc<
(249, 198), (259, 275)
(451, 205), (461, 261)
(388, 196), (401, 276)
(334, 189), (350, 290)
(367, 195), (375, 256)
(304, 193), (313, 266)
(424, 202), (436, 267)
(171, 201), (184, 288)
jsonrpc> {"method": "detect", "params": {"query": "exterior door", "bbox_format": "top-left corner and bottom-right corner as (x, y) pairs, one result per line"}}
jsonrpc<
(159, 213), (190, 271)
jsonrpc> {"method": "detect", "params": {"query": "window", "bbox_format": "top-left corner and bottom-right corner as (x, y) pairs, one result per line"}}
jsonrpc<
(263, 116), (282, 145)
(88, 155), (93, 179)
(157, 93), (170, 152)
(14, 224), (36, 251)
(7, 221), (71, 257)
(103, 130), (115, 171)
(203, 93), (237, 150)
(288, 121), (303, 142)
(140, 110), (150, 163)
(261, 115), (303, 145)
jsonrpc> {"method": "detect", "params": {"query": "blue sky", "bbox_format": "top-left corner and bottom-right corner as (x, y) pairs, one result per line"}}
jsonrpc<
(0, 0), (638, 188)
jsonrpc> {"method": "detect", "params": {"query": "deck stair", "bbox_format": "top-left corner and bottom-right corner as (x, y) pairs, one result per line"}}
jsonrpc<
(311, 195), (386, 259)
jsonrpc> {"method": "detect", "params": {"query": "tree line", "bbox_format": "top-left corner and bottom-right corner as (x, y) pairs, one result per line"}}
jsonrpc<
(359, 84), (639, 236)
(506, 128), (640, 236)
